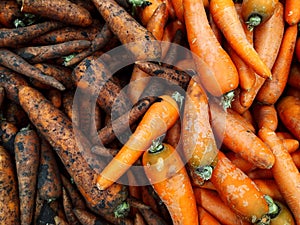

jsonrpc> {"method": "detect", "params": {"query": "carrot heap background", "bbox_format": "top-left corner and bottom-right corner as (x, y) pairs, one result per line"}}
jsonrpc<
(0, 0), (300, 224)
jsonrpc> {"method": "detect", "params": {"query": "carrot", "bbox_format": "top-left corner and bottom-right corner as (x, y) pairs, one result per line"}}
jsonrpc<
(210, 101), (275, 169)
(171, 0), (184, 22)
(241, 0), (279, 31)
(33, 190), (44, 225)
(210, 151), (276, 223)
(277, 96), (300, 140)
(210, 0), (272, 79)
(37, 137), (62, 201)
(256, 24), (298, 104)
(241, 110), (256, 129)
(0, 145), (20, 225)
(73, 208), (112, 225)
(0, 21), (63, 47)
(141, 186), (159, 213)
(194, 188), (251, 225)
(164, 118), (181, 148)
(133, 211), (146, 225)
(46, 89), (62, 108)
(70, 0), (98, 12)
(291, 151), (300, 169)
(0, 48), (65, 91)
(253, 179), (284, 202)
(282, 139), (300, 153)
(138, 0), (163, 25)
(0, 0), (22, 28)
(49, 200), (66, 222)
(197, 206), (221, 225)
(296, 36), (300, 62)
(54, 216), (69, 225)
(62, 91), (79, 128)
(0, 120), (19, 156)
(225, 151), (256, 173)
(287, 62), (300, 89)
(4, 101), (29, 129)
(286, 85), (300, 98)
(270, 201), (296, 225)
(96, 93), (180, 190)
(147, 3), (169, 40)
(62, 188), (81, 225)
(252, 104), (278, 131)
(247, 168), (274, 180)
(258, 127), (300, 224)
(183, 0), (239, 96)
(14, 127), (40, 225)
(182, 79), (219, 186)
(92, 0), (161, 61)
(18, 85), (128, 215)
(284, 0), (300, 25)
(21, 0), (93, 27)
(142, 142), (198, 225)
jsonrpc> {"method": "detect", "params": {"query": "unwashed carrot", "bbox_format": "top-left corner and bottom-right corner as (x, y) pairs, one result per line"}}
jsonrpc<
(62, 188), (81, 225)
(54, 216), (69, 225)
(0, 120), (19, 156)
(0, 0), (22, 28)
(46, 89), (62, 108)
(4, 101), (29, 129)
(73, 208), (112, 225)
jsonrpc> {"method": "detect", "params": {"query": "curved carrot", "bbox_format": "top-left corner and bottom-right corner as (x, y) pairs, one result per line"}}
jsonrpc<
(96, 93), (180, 190)
(210, 0), (272, 79)
(184, 0), (239, 96)
(142, 143), (199, 225)
(256, 24), (298, 104)
(284, 0), (300, 25)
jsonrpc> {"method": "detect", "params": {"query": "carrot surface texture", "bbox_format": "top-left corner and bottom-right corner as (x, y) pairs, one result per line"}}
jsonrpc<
(142, 143), (199, 225)
(96, 93), (181, 190)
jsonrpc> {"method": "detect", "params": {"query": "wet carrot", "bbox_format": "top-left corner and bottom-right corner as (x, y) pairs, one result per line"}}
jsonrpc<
(0, 48), (65, 91)
(0, 0), (22, 28)
(0, 145), (20, 225)
(0, 20), (63, 47)
(14, 128), (40, 225)
(282, 139), (299, 153)
(21, 0), (93, 27)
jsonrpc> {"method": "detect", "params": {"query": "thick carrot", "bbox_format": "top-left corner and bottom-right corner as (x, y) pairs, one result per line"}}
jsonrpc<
(0, 0), (22, 28)
(171, 0), (184, 22)
(0, 145), (20, 225)
(0, 48), (65, 91)
(183, 0), (239, 96)
(197, 206), (221, 225)
(21, 0), (93, 27)
(282, 139), (299, 153)
(0, 120), (19, 156)
(92, 0), (161, 61)
(276, 96), (300, 140)
(18, 85), (128, 215)
(284, 0), (300, 25)
(182, 79), (219, 186)
(0, 21), (63, 47)
(258, 127), (300, 224)
(14, 128), (40, 225)
(288, 62), (300, 89)
(256, 24), (298, 104)
(96, 93), (180, 190)
(252, 104), (278, 131)
(210, 151), (274, 223)
(210, 101), (275, 169)
(142, 143), (199, 225)
(164, 118), (181, 148)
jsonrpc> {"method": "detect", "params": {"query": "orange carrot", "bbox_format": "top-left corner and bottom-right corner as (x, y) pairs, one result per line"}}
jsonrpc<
(252, 104), (278, 131)
(296, 36), (300, 62)
(0, 120), (19, 156)
(225, 151), (256, 173)
(4, 101), (29, 129)
(253, 179), (284, 202)
(96, 93), (180, 190)
(284, 0), (300, 25)
(171, 0), (184, 22)
(270, 201), (296, 225)
(197, 206), (221, 225)
(46, 89), (62, 108)
(287, 62), (300, 89)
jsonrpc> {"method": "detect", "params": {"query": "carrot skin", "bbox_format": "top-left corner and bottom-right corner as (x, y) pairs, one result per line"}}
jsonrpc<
(288, 62), (300, 89)
(0, 0), (22, 28)
(284, 0), (300, 25)
(197, 206), (221, 225)
(0, 120), (19, 156)
(73, 208), (112, 225)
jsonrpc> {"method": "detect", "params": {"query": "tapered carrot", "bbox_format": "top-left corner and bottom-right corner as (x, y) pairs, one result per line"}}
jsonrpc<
(92, 0), (161, 61)
(137, 0), (163, 25)
(288, 62), (300, 89)
(198, 206), (221, 225)
(210, 101), (275, 169)
(21, 0), (93, 27)
(252, 104), (278, 131)
(183, 0), (239, 96)
(96, 93), (180, 190)
(258, 127), (300, 224)
(14, 128), (40, 225)
(256, 24), (298, 104)
(284, 0), (300, 25)
(142, 143), (198, 225)
(0, 0), (22, 28)
(0, 20), (63, 47)
(0, 145), (20, 225)
(0, 48), (65, 91)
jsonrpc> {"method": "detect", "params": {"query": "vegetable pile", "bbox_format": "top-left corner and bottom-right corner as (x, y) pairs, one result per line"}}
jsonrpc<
(0, 0), (300, 224)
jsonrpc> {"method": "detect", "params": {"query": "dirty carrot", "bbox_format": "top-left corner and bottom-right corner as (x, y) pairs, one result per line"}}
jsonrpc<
(73, 208), (111, 225)
(3, 101), (29, 129)
(62, 90), (80, 128)
(284, 0), (300, 25)
(0, 120), (19, 156)
(141, 186), (159, 213)
(256, 24), (298, 104)
(62, 188), (81, 225)
(0, 20), (63, 47)
(96, 93), (180, 190)
(21, 0), (93, 27)
(0, 146), (20, 225)
(0, 48), (65, 91)
(0, 0), (22, 28)
(54, 216), (69, 225)
(14, 127), (40, 225)
(183, 0), (239, 96)
(138, 0), (163, 25)
(46, 89), (62, 108)
(142, 142), (199, 225)
(133, 211), (146, 225)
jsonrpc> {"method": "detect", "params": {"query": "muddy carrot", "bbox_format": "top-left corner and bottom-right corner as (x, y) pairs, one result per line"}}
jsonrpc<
(21, 0), (93, 27)
(133, 211), (146, 225)
(141, 186), (159, 213)
(0, 48), (65, 91)
(33, 190), (44, 225)
(46, 89), (62, 108)
(54, 216), (69, 225)
(0, 0), (22, 28)
(4, 101), (29, 129)
(49, 200), (67, 222)
(62, 90), (79, 128)
(138, 0), (163, 25)
(73, 208), (112, 225)
(62, 188), (81, 225)
(0, 20), (63, 47)
(14, 127), (40, 225)
(92, 0), (161, 61)
(0, 120), (19, 156)
(138, 207), (168, 225)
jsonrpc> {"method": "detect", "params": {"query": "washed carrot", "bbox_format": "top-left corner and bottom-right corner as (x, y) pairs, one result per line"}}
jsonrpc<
(0, 145), (20, 225)
(241, 110), (256, 129)
(96, 93), (180, 190)
(282, 139), (299, 153)
(276, 96), (300, 140)
(182, 79), (219, 186)
(0, 0), (22, 28)
(0, 120), (19, 156)
(225, 151), (256, 173)
(73, 208), (112, 225)
(162, 29), (185, 65)
(14, 128), (40, 225)
(208, 12), (223, 43)
(258, 127), (300, 224)
(142, 143), (198, 225)
(241, 0), (279, 31)
(210, 151), (275, 223)
(210, 101), (275, 169)
(0, 20), (63, 47)
(256, 24), (298, 104)
(197, 206), (221, 225)
(164, 118), (181, 148)
(138, 0), (163, 25)
(284, 0), (300, 25)
(62, 188), (81, 225)
(0, 48), (65, 91)
(253, 179), (284, 202)
(287, 62), (300, 89)
(92, 0), (161, 61)
(291, 151), (300, 169)
(184, 0), (239, 96)
(18, 85), (128, 215)
(4, 101), (29, 129)
(194, 188), (251, 225)
(21, 0), (93, 27)
(285, 85), (300, 98)
(247, 168), (274, 180)
(171, 0), (184, 22)
(252, 104), (278, 131)
(270, 201), (295, 225)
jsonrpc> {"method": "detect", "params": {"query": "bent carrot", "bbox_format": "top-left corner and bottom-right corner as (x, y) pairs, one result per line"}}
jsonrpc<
(96, 93), (180, 190)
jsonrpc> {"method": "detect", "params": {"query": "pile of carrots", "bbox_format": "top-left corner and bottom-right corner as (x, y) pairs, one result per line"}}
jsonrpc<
(0, 0), (300, 224)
